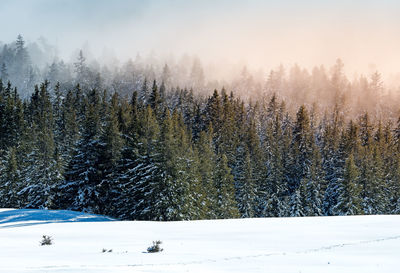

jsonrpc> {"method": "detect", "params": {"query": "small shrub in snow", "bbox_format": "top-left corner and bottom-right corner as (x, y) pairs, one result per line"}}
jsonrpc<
(147, 240), (163, 253)
(40, 235), (53, 246)
(102, 248), (113, 253)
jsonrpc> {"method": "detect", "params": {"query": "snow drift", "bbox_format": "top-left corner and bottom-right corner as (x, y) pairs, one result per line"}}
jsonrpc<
(0, 209), (399, 273)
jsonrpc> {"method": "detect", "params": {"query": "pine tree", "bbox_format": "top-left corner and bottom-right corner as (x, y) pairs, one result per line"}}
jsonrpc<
(219, 89), (237, 162)
(234, 146), (256, 217)
(387, 147), (400, 213)
(359, 112), (373, 147)
(11, 35), (30, 93)
(0, 83), (24, 151)
(74, 50), (87, 85)
(19, 81), (62, 208)
(0, 147), (21, 208)
(332, 154), (362, 215)
(289, 189), (304, 217)
(139, 78), (148, 104)
(324, 119), (358, 215)
(261, 114), (287, 217)
(196, 127), (218, 218)
(134, 109), (177, 220)
(61, 89), (103, 212)
(0, 63), (8, 81)
(110, 91), (138, 219)
(97, 92), (124, 215)
(300, 148), (323, 216)
(148, 80), (162, 112)
(205, 90), (222, 140)
(58, 89), (79, 167)
(360, 145), (386, 214)
(128, 106), (161, 220)
(214, 154), (240, 218)
(288, 105), (314, 193)
(146, 110), (195, 220)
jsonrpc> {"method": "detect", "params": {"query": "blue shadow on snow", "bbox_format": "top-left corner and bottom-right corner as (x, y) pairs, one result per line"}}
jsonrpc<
(0, 209), (115, 228)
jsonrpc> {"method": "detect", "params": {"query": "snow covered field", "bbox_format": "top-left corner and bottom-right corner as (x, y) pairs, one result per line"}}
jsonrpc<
(1, 209), (399, 273)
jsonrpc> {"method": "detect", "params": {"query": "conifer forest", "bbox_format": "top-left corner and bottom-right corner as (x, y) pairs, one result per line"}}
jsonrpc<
(1, 35), (400, 221)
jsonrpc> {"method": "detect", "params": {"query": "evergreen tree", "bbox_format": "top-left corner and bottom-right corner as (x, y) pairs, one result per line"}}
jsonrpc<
(288, 105), (314, 193)
(235, 146), (257, 217)
(128, 106), (161, 220)
(261, 114), (287, 217)
(324, 120), (358, 215)
(219, 89), (237, 162)
(19, 81), (62, 208)
(97, 92), (124, 215)
(10, 35), (30, 93)
(360, 145), (386, 214)
(289, 189), (304, 217)
(74, 50), (87, 85)
(139, 78), (148, 104)
(332, 154), (362, 215)
(300, 148), (324, 216)
(214, 154), (240, 218)
(61, 89), (103, 212)
(0, 147), (21, 208)
(149, 80), (160, 109)
(0, 63), (8, 81)
(59, 89), (79, 166)
(205, 90), (222, 140)
(196, 127), (218, 218)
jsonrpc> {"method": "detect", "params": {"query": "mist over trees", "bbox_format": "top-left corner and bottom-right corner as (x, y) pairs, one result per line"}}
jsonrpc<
(1, 35), (400, 120)
(1, 35), (400, 219)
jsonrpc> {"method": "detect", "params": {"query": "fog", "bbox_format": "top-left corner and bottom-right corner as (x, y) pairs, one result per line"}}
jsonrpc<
(1, 0), (400, 81)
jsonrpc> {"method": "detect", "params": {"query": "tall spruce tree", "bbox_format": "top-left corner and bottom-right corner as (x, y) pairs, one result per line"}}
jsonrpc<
(332, 154), (362, 215)
(234, 146), (257, 217)
(214, 153), (240, 218)
(61, 89), (103, 212)
(97, 92), (124, 215)
(288, 105), (314, 196)
(196, 126), (218, 218)
(0, 147), (21, 208)
(19, 81), (62, 208)
(129, 106), (161, 220)
(261, 114), (287, 217)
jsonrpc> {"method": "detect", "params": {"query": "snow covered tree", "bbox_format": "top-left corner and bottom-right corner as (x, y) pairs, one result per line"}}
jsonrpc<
(289, 189), (304, 217)
(61, 88), (103, 212)
(324, 119), (358, 215)
(19, 81), (63, 208)
(0, 147), (21, 208)
(112, 103), (157, 219)
(288, 105), (314, 193)
(196, 126), (218, 218)
(300, 148), (324, 216)
(97, 92), (124, 215)
(214, 154), (240, 218)
(234, 146), (256, 218)
(260, 114), (287, 217)
(359, 145), (386, 214)
(332, 154), (362, 215)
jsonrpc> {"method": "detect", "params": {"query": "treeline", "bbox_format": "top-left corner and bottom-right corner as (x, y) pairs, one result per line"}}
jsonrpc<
(1, 78), (400, 220)
(2, 35), (400, 122)
(0, 35), (209, 99)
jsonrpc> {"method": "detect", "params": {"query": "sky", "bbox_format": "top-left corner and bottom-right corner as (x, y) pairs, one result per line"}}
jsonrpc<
(1, 0), (400, 76)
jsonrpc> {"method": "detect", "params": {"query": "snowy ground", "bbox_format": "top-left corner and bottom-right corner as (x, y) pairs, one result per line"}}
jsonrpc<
(1, 209), (399, 273)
